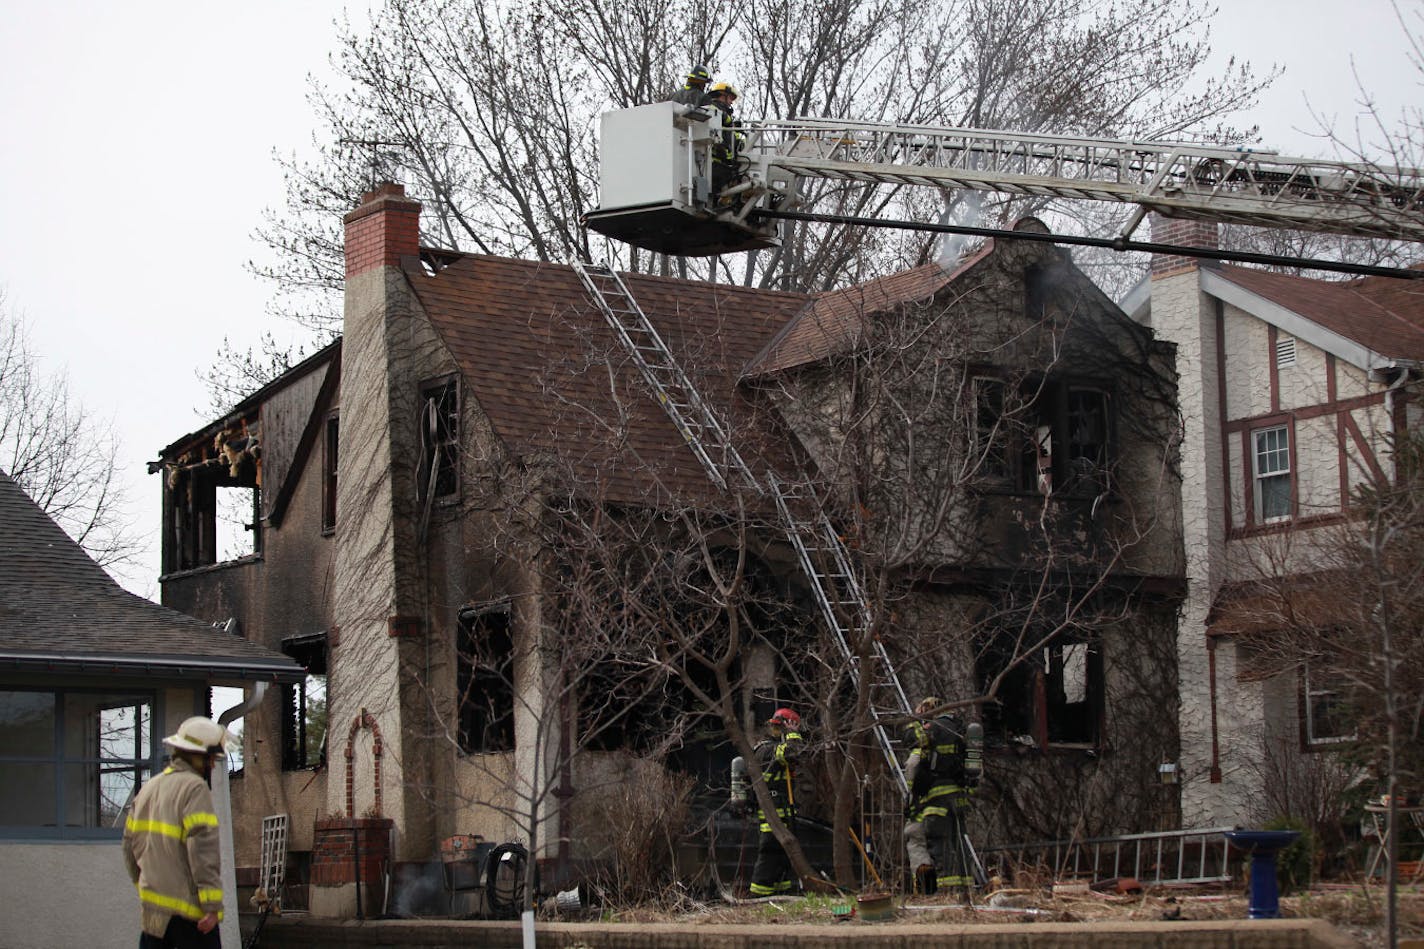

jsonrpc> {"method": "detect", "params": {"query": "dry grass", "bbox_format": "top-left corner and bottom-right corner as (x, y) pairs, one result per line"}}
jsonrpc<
(582, 883), (1424, 944)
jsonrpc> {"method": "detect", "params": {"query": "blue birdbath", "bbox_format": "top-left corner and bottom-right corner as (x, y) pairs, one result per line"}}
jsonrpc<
(1224, 830), (1300, 919)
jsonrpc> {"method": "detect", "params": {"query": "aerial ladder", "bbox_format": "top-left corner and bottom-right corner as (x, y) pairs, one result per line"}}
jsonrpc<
(576, 103), (1424, 885)
(584, 102), (1424, 262)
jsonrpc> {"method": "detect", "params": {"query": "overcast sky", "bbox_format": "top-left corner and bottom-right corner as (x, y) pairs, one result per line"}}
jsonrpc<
(1, 0), (1420, 597)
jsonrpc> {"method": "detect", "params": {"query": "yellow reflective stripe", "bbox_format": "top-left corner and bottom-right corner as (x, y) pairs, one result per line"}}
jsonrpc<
(139, 888), (203, 920)
(126, 818), (184, 840)
(183, 812), (220, 833)
(197, 887), (224, 904)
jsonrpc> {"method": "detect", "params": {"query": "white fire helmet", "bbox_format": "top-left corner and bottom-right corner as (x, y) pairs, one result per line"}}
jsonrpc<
(162, 716), (232, 757)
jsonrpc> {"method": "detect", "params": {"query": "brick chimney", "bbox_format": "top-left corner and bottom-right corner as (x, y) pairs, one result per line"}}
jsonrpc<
(343, 182), (421, 279)
(1150, 215), (1219, 280)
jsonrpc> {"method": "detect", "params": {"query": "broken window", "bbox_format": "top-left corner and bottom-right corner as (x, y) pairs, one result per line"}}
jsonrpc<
(281, 634), (328, 771)
(322, 414), (338, 534)
(163, 424), (262, 573)
(971, 377), (1011, 482)
(978, 629), (1101, 749)
(1253, 425), (1292, 522)
(418, 379), (459, 501)
(578, 659), (673, 752)
(974, 378), (1113, 498)
(1300, 663), (1353, 747)
(458, 607), (515, 754)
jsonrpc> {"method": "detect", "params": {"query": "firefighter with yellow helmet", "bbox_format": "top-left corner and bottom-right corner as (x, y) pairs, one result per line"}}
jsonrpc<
(903, 696), (980, 897)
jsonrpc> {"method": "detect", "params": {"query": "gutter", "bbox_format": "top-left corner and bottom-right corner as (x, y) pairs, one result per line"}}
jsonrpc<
(0, 651), (304, 682)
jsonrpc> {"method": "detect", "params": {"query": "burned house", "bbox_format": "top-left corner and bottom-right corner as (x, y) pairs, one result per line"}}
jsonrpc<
(154, 184), (1185, 913)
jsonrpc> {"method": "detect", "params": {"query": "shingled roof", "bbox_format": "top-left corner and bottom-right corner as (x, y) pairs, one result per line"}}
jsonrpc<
(1213, 264), (1424, 364)
(0, 470), (303, 681)
(743, 243), (996, 378)
(404, 254), (811, 505)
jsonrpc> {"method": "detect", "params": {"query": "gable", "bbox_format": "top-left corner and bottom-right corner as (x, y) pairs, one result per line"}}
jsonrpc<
(404, 254), (810, 505)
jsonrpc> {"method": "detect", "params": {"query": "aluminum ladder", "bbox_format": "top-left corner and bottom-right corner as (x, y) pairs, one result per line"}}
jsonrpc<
(979, 826), (1236, 886)
(740, 118), (1424, 242)
(766, 472), (913, 798)
(572, 260), (759, 492)
(575, 260), (956, 874)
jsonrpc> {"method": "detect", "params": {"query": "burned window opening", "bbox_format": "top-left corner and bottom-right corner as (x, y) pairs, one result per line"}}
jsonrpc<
(163, 425), (262, 573)
(458, 607), (515, 754)
(321, 414), (338, 534)
(281, 634), (328, 771)
(419, 379), (459, 501)
(978, 628), (1102, 750)
(973, 376), (1113, 498)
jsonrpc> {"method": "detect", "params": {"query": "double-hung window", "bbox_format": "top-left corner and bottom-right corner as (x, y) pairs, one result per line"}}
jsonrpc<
(1253, 425), (1292, 523)
(1302, 664), (1353, 747)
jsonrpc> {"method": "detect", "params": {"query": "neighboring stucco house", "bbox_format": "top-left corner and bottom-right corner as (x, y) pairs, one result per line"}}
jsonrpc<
(153, 184), (1186, 914)
(1128, 218), (1424, 829)
(0, 468), (302, 949)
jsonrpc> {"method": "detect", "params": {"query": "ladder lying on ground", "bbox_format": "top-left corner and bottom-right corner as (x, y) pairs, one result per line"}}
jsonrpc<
(979, 826), (1235, 886)
(574, 259), (984, 883)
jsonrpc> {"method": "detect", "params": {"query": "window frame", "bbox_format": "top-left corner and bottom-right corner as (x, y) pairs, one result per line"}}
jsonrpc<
(0, 687), (159, 839)
(1252, 424), (1293, 523)
(457, 607), (515, 755)
(970, 375), (1115, 499)
(280, 634), (329, 772)
(418, 377), (461, 503)
(1299, 663), (1354, 749)
(321, 412), (339, 535)
(978, 629), (1103, 752)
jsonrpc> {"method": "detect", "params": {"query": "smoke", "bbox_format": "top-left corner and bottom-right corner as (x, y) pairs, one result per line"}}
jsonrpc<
(936, 190), (985, 271)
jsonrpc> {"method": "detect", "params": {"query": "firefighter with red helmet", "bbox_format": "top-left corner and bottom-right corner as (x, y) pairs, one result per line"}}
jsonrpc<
(748, 706), (804, 896)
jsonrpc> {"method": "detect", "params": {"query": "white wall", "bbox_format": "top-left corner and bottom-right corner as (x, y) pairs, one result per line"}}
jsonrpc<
(0, 842), (137, 949)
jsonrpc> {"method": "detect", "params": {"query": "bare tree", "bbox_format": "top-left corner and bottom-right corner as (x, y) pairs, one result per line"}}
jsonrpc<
(0, 292), (140, 571)
(253, 0), (1270, 330)
(1240, 429), (1424, 946)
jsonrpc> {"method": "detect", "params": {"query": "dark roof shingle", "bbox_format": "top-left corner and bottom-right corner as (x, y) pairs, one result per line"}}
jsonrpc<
(0, 470), (302, 681)
(406, 255), (810, 504)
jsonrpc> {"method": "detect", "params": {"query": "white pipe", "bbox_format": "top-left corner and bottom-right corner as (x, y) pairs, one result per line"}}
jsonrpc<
(216, 682), (268, 949)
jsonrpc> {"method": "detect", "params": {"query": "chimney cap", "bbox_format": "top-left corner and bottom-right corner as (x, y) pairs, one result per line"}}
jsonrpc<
(361, 181), (409, 204)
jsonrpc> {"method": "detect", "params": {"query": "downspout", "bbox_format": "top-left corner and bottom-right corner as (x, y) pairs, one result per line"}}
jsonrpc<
(215, 681), (270, 949)
(1206, 638), (1222, 783)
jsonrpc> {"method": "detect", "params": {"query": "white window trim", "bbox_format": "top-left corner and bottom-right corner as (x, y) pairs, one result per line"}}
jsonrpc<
(1303, 665), (1354, 747)
(1252, 425), (1292, 523)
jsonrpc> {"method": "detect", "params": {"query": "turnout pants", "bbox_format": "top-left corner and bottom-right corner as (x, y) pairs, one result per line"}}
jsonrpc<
(905, 801), (973, 894)
(139, 916), (221, 949)
(749, 818), (797, 896)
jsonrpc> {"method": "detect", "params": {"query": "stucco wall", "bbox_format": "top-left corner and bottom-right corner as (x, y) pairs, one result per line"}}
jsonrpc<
(0, 842), (139, 949)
